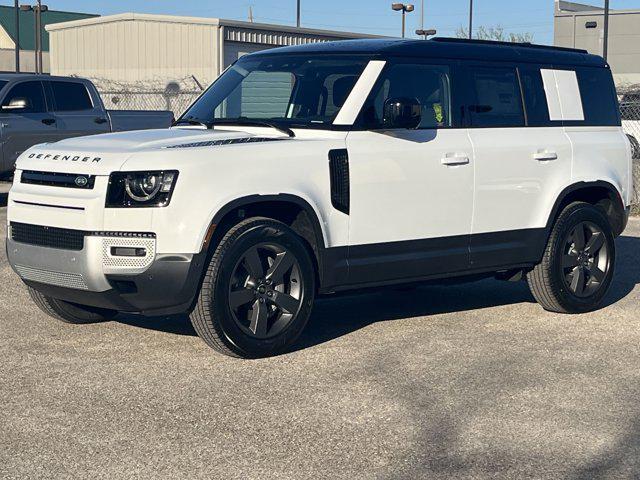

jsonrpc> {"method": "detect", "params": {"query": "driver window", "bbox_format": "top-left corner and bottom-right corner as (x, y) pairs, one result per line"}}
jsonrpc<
(360, 64), (452, 129)
(1, 81), (46, 114)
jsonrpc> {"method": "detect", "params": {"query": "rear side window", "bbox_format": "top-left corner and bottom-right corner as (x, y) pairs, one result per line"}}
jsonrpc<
(519, 66), (561, 127)
(576, 67), (620, 126)
(50, 81), (94, 111)
(467, 66), (525, 128)
(1, 81), (46, 113)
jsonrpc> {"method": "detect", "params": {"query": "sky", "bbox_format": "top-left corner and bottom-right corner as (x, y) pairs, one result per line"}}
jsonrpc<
(5, 0), (640, 45)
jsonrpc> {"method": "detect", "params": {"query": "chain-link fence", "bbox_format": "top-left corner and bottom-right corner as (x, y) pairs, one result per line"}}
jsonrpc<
(87, 76), (206, 118)
(619, 86), (640, 213)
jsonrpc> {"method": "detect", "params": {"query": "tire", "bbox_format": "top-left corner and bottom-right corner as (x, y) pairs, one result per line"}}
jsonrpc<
(527, 202), (615, 314)
(190, 217), (316, 358)
(28, 287), (118, 324)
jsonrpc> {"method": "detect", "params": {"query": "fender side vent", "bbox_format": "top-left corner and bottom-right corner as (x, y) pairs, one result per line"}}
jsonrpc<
(329, 149), (350, 214)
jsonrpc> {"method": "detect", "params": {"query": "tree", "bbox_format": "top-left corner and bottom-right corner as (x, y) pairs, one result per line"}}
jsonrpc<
(455, 25), (534, 43)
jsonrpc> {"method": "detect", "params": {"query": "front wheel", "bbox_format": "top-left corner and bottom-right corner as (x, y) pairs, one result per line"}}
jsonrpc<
(527, 202), (615, 313)
(190, 217), (316, 358)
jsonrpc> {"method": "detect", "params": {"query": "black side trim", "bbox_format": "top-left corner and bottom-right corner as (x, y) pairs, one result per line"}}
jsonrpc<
(328, 149), (350, 214)
(469, 228), (547, 269)
(347, 234), (470, 286)
(13, 200), (85, 211)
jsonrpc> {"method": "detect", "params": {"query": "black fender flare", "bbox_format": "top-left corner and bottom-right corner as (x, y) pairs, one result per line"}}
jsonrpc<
(545, 180), (626, 235)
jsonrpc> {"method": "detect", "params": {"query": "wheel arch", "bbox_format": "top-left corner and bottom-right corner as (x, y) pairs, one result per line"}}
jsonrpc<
(546, 180), (627, 237)
(200, 194), (330, 288)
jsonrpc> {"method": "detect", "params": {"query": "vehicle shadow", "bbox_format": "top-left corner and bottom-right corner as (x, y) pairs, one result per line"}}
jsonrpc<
(115, 235), (640, 348)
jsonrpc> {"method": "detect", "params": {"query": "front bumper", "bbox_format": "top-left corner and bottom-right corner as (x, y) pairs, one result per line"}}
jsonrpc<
(7, 235), (207, 315)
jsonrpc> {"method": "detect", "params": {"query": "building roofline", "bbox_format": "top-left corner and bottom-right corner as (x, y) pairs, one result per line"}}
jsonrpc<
(44, 12), (381, 38)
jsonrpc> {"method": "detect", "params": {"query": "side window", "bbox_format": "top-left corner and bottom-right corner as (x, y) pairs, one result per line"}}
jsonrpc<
(576, 67), (620, 126)
(467, 66), (525, 128)
(0, 81), (46, 113)
(359, 63), (452, 129)
(50, 81), (94, 112)
(519, 66), (559, 127)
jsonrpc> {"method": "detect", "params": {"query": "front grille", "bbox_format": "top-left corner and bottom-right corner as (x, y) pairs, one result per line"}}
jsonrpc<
(10, 222), (85, 251)
(20, 170), (95, 189)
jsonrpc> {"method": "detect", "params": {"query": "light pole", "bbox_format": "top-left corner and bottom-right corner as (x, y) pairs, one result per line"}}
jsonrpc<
(14, 0), (20, 72)
(415, 28), (437, 39)
(603, 0), (610, 61)
(392, 3), (415, 38)
(20, 2), (47, 73)
(468, 0), (473, 39)
(296, 0), (301, 27)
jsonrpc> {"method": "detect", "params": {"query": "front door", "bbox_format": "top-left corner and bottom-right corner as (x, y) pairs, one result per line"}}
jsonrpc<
(345, 61), (474, 286)
(0, 81), (59, 172)
(45, 80), (111, 139)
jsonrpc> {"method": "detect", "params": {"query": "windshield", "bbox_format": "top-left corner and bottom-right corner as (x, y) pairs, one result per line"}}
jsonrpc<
(180, 55), (371, 129)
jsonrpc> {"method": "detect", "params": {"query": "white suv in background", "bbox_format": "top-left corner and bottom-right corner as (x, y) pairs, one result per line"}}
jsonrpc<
(6, 38), (633, 358)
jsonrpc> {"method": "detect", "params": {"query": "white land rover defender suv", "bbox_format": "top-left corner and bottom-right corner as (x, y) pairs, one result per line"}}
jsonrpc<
(6, 39), (633, 358)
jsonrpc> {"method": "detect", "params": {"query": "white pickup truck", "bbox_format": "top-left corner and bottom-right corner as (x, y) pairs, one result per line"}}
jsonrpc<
(5, 38), (633, 358)
(0, 74), (174, 176)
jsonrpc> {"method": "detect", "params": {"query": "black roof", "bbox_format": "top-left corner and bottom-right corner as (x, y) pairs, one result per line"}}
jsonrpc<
(249, 37), (607, 68)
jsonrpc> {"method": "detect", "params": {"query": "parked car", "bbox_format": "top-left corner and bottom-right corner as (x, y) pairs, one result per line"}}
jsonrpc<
(0, 74), (174, 176)
(6, 38), (633, 358)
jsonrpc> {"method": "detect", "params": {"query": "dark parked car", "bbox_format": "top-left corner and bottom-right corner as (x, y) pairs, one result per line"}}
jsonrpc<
(0, 74), (174, 176)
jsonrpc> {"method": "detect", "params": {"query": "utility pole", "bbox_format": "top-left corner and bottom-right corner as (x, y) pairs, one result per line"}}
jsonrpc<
(468, 0), (473, 39)
(36, 0), (43, 73)
(603, 0), (610, 61)
(420, 0), (424, 31)
(296, 0), (300, 27)
(14, 0), (20, 72)
(248, 5), (254, 23)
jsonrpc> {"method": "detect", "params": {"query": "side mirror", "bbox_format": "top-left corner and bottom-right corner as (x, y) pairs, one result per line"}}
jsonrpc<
(2, 97), (29, 111)
(383, 97), (422, 129)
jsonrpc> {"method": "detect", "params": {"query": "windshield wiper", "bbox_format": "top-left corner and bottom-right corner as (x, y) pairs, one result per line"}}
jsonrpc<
(212, 119), (295, 138)
(173, 118), (212, 129)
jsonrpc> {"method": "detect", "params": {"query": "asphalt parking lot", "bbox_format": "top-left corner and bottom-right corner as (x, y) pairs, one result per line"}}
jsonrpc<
(1, 180), (640, 479)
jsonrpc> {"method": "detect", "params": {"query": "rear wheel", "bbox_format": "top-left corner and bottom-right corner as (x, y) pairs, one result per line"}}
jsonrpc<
(190, 217), (315, 358)
(28, 287), (118, 324)
(527, 202), (615, 313)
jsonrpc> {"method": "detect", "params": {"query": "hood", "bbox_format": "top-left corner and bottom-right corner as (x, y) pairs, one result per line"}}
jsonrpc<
(15, 127), (286, 176)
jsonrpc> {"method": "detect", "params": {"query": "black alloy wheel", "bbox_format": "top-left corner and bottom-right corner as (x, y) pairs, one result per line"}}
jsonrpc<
(561, 221), (611, 298)
(228, 243), (303, 339)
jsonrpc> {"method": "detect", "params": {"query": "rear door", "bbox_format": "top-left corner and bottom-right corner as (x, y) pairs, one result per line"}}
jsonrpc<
(465, 63), (572, 269)
(0, 80), (59, 172)
(46, 80), (110, 139)
(345, 60), (475, 285)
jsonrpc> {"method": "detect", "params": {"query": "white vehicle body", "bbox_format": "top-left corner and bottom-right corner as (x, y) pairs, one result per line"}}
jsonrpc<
(5, 38), (632, 321)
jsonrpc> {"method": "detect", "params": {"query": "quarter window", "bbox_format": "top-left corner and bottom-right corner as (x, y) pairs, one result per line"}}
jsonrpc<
(576, 67), (620, 126)
(50, 81), (94, 111)
(1, 81), (46, 113)
(467, 67), (525, 128)
(359, 63), (452, 129)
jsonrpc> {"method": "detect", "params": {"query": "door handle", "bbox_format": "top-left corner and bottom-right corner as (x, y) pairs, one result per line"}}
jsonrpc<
(441, 153), (470, 166)
(41, 118), (56, 125)
(94, 117), (108, 124)
(533, 151), (558, 161)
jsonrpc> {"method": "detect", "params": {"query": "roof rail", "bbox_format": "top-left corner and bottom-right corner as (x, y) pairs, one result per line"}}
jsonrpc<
(430, 37), (588, 55)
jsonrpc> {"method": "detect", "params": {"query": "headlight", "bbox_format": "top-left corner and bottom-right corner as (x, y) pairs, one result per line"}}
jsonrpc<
(106, 171), (178, 208)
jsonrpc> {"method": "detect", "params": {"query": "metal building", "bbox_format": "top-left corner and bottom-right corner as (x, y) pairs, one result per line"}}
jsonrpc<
(554, 0), (640, 87)
(45, 13), (378, 114)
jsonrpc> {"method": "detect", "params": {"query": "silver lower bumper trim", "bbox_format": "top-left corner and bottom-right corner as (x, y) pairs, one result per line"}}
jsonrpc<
(14, 264), (89, 290)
